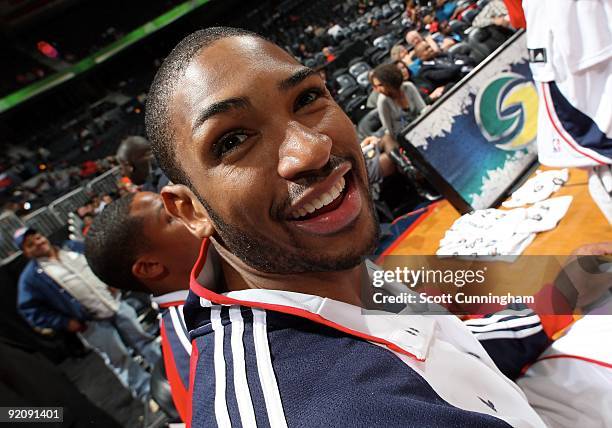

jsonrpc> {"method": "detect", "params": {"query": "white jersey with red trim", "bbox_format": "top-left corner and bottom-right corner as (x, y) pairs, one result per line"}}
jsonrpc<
(182, 240), (551, 428)
(517, 298), (612, 428)
(523, 0), (612, 167)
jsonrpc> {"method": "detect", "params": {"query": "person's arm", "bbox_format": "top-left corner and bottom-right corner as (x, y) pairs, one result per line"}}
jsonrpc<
(422, 64), (463, 87)
(376, 97), (398, 138)
(425, 35), (441, 53)
(463, 308), (568, 380)
(472, 3), (497, 28)
(17, 277), (73, 331)
(473, 1), (509, 28)
(404, 82), (427, 114)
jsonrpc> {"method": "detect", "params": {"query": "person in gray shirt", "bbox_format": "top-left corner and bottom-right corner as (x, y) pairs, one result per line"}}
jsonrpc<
(372, 63), (426, 145)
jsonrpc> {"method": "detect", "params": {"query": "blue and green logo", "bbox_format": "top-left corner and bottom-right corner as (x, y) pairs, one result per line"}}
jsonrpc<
(474, 73), (538, 151)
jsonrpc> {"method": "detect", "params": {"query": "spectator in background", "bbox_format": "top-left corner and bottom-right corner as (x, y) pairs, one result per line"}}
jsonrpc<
(14, 227), (160, 401)
(413, 40), (475, 98)
(472, 0), (511, 29)
(116, 136), (169, 192)
(371, 64), (426, 142)
(322, 46), (336, 63)
(434, 0), (457, 23)
(406, 29), (454, 53)
(366, 70), (380, 109)
(390, 44), (410, 63)
(96, 192), (115, 213)
(470, 0), (515, 48)
(394, 60), (412, 82)
(81, 213), (93, 235)
(327, 21), (343, 40)
(391, 43), (423, 78)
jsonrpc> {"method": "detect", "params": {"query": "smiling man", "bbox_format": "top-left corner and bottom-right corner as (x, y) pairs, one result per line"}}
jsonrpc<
(146, 27), (549, 427)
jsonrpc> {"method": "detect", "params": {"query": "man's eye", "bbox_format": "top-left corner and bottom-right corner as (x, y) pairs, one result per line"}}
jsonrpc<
(294, 88), (324, 111)
(214, 132), (249, 157)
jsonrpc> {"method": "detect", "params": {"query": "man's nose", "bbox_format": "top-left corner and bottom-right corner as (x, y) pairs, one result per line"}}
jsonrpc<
(277, 121), (332, 180)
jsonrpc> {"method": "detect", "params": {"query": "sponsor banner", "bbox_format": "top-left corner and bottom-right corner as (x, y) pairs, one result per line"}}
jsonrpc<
(402, 31), (539, 212)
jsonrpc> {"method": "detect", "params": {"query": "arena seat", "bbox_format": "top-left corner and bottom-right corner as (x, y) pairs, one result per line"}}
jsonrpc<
(370, 48), (390, 65)
(349, 61), (371, 78)
(381, 5), (393, 19)
(332, 67), (349, 80)
(356, 71), (371, 88)
(372, 35), (390, 49)
(461, 8), (479, 24)
(358, 108), (384, 138)
(363, 45), (382, 64)
(390, 0), (404, 13)
(335, 73), (357, 91)
(467, 27), (493, 62)
(448, 42), (472, 56)
(343, 94), (371, 123)
(449, 19), (469, 36)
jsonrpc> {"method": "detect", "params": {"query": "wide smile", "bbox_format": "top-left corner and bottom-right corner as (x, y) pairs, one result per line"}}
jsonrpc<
(286, 164), (362, 236)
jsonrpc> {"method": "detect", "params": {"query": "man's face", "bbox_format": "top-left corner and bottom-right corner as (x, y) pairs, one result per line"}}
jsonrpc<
(22, 233), (52, 259)
(169, 36), (378, 273)
(131, 191), (201, 274)
(415, 41), (435, 60)
(406, 31), (423, 46)
(118, 150), (153, 185)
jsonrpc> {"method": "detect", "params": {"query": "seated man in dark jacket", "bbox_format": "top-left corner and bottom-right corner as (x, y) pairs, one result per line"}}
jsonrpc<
(15, 227), (160, 401)
(413, 40), (476, 96)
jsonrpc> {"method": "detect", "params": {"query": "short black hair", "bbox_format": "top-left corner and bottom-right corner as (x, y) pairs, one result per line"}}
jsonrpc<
(372, 63), (404, 90)
(145, 26), (264, 188)
(85, 193), (149, 292)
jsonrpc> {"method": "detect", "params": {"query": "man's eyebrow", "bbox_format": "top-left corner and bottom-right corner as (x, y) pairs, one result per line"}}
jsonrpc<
(192, 97), (251, 133)
(277, 68), (318, 92)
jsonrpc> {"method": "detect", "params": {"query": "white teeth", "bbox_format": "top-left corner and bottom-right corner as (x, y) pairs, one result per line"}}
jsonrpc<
(338, 177), (346, 191)
(290, 175), (348, 219)
(320, 192), (334, 206)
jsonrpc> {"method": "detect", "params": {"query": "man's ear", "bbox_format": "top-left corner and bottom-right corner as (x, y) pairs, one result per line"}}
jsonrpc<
(161, 184), (215, 239)
(132, 256), (167, 281)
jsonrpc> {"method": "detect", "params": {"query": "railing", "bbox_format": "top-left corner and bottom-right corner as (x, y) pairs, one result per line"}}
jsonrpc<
(49, 187), (90, 223)
(22, 207), (64, 238)
(0, 166), (121, 265)
(0, 212), (24, 265)
(86, 167), (122, 196)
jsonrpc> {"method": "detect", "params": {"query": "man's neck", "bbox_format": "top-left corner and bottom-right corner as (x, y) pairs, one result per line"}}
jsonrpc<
(212, 240), (367, 307)
(42, 246), (60, 261)
(149, 273), (191, 297)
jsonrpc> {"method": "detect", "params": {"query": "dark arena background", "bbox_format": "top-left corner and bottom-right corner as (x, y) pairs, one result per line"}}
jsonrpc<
(1, 0), (610, 427)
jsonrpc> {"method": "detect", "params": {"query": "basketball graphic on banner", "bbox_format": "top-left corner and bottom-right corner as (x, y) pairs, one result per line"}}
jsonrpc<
(475, 73), (538, 151)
